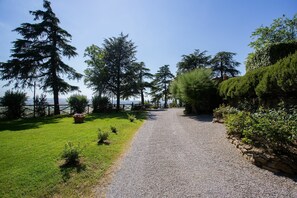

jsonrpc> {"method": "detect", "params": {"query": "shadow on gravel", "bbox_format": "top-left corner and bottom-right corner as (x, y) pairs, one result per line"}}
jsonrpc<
(273, 172), (297, 182)
(147, 112), (158, 120)
(181, 114), (213, 122)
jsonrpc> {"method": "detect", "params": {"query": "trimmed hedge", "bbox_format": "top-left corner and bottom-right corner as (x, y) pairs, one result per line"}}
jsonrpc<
(246, 42), (297, 72)
(220, 51), (297, 106)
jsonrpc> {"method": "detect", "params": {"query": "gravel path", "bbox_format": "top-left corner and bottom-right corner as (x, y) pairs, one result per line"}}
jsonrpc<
(106, 108), (297, 198)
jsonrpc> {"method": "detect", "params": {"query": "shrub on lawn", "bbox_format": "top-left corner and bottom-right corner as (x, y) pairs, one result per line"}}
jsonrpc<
(98, 129), (109, 144)
(0, 90), (27, 119)
(34, 94), (48, 117)
(67, 94), (88, 114)
(127, 113), (136, 122)
(61, 142), (83, 165)
(92, 96), (111, 113)
(110, 126), (118, 134)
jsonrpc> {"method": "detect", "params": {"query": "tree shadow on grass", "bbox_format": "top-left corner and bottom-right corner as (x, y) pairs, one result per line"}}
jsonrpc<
(84, 111), (148, 122)
(0, 116), (64, 132)
(59, 161), (86, 182)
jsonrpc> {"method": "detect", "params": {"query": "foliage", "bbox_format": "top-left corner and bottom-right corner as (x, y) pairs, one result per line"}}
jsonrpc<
(225, 108), (297, 153)
(177, 49), (211, 74)
(34, 94), (48, 117)
(102, 33), (137, 111)
(249, 14), (297, 50)
(61, 142), (83, 165)
(0, 0), (82, 115)
(127, 113), (136, 122)
(246, 42), (297, 71)
(132, 62), (153, 106)
(171, 68), (219, 114)
(0, 90), (27, 119)
(151, 65), (174, 108)
(67, 94), (88, 114)
(0, 111), (145, 197)
(84, 45), (109, 97)
(110, 126), (118, 134)
(219, 52), (297, 106)
(92, 96), (111, 113)
(225, 111), (249, 137)
(97, 128), (109, 144)
(213, 104), (239, 120)
(211, 51), (240, 80)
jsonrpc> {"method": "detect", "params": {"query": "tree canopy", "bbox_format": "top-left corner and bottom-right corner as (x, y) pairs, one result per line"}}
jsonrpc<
(151, 65), (174, 108)
(0, 0), (82, 114)
(176, 49), (211, 74)
(211, 51), (240, 80)
(249, 14), (297, 50)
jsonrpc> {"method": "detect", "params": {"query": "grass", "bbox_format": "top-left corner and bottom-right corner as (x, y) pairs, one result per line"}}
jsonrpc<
(0, 111), (146, 198)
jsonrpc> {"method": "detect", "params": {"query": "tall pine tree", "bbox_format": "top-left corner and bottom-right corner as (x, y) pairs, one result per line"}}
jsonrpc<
(0, 0), (82, 115)
(152, 65), (174, 108)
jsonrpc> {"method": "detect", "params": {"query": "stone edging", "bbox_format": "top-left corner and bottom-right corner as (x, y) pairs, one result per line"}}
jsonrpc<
(227, 135), (297, 175)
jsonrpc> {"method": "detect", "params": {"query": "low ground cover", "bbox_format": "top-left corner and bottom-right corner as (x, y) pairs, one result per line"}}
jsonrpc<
(0, 111), (145, 197)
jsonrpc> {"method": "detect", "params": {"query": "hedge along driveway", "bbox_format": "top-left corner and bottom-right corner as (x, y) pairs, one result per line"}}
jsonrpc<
(0, 112), (145, 198)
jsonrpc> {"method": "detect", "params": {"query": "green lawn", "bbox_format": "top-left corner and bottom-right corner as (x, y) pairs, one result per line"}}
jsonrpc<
(0, 112), (145, 198)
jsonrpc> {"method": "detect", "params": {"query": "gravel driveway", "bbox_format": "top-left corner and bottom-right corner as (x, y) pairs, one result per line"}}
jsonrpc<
(106, 108), (297, 198)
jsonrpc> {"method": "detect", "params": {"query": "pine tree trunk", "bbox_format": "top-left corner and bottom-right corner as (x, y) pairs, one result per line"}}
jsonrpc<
(53, 87), (60, 115)
(141, 89), (144, 106)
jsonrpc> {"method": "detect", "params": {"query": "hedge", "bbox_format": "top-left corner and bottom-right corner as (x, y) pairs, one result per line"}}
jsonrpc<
(246, 42), (297, 72)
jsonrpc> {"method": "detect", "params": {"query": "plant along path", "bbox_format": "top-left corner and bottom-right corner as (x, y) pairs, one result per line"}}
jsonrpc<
(106, 108), (297, 197)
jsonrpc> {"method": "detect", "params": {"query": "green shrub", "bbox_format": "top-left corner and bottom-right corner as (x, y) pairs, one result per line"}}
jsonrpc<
(219, 52), (297, 108)
(246, 108), (297, 149)
(127, 113), (136, 122)
(97, 129), (109, 144)
(0, 90), (27, 119)
(61, 142), (83, 165)
(213, 104), (238, 120)
(225, 111), (250, 137)
(67, 94), (88, 114)
(171, 68), (220, 114)
(92, 96), (111, 113)
(225, 108), (297, 153)
(246, 42), (297, 72)
(110, 126), (118, 134)
(34, 94), (48, 117)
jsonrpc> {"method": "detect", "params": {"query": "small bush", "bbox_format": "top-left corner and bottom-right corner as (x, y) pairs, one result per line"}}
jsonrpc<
(225, 108), (297, 153)
(213, 104), (238, 120)
(98, 129), (109, 144)
(225, 111), (250, 137)
(0, 90), (27, 119)
(34, 94), (48, 117)
(127, 113), (136, 122)
(67, 94), (89, 114)
(110, 126), (118, 134)
(61, 142), (83, 165)
(92, 96), (111, 113)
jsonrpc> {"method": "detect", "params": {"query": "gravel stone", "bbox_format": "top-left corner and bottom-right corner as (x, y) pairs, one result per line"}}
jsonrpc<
(105, 108), (297, 198)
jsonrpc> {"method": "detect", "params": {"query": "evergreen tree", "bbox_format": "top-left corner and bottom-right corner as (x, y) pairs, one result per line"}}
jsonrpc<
(152, 65), (174, 108)
(0, 0), (82, 115)
(102, 33), (137, 111)
(84, 45), (109, 97)
(177, 49), (211, 74)
(132, 62), (153, 106)
(211, 51), (240, 80)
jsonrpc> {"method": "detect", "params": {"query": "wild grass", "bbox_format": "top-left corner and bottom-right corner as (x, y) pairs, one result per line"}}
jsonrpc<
(0, 111), (145, 198)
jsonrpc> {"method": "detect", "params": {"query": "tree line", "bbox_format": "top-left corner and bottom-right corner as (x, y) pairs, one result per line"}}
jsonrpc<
(2, 0), (294, 116)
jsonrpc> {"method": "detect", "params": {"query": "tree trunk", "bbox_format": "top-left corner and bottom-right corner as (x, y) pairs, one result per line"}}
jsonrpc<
(141, 89), (144, 106)
(53, 86), (60, 115)
(164, 84), (168, 108)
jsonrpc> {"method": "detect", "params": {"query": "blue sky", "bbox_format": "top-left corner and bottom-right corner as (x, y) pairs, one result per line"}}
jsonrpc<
(0, 0), (296, 99)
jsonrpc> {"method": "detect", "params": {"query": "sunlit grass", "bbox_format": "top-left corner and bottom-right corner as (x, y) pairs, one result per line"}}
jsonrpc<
(0, 111), (146, 197)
